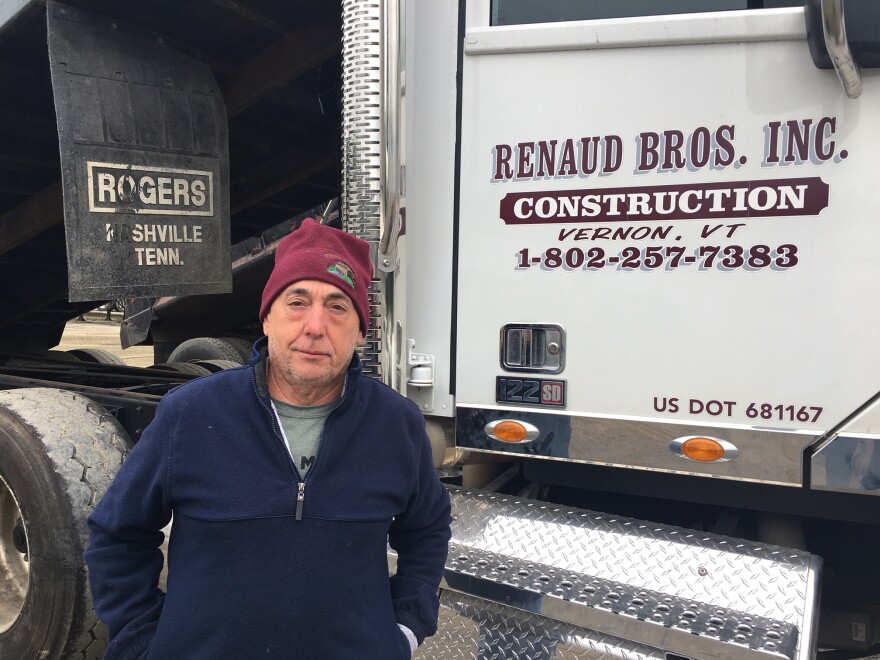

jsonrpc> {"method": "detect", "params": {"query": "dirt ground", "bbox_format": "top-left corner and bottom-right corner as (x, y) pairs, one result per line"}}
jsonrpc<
(55, 311), (154, 367)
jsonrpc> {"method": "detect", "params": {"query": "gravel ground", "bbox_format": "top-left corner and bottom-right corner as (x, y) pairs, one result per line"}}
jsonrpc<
(55, 312), (154, 367)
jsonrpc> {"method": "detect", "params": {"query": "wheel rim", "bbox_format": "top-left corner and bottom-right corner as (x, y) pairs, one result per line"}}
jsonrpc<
(0, 474), (28, 633)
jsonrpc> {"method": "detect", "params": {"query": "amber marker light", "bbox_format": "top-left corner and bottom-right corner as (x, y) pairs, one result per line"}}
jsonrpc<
(681, 437), (725, 461)
(484, 419), (540, 444)
(493, 421), (528, 443)
(669, 435), (738, 463)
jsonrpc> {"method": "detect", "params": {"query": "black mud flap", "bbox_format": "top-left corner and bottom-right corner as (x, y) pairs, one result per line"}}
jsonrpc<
(47, 1), (231, 301)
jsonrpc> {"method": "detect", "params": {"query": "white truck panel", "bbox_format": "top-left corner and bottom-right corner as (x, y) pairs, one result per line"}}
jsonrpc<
(455, 9), (880, 438)
(400, 0), (459, 416)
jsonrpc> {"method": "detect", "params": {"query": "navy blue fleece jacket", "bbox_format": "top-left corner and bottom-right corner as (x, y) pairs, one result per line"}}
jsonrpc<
(86, 340), (451, 660)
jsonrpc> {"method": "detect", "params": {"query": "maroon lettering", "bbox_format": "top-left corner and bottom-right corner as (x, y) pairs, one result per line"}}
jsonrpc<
(814, 116), (836, 161)
(493, 144), (513, 181)
(785, 118), (812, 163)
(662, 130), (686, 170)
(517, 244), (799, 270)
(689, 127), (711, 169)
(603, 135), (622, 174)
(516, 142), (535, 178)
(763, 117), (838, 166)
(713, 125), (735, 167)
(580, 136), (600, 175)
(636, 131), (660, 172)
(763, 121), (781, 165)
(654, 397), (680, 413)
(499, 177), (828, 225)
(690, 399), (736, 416)
(536, 140), (557, 177)
(558, 139), (578, 176)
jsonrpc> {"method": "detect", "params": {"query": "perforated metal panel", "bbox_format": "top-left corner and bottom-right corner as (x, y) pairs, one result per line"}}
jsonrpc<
(341, 0), (383, 378)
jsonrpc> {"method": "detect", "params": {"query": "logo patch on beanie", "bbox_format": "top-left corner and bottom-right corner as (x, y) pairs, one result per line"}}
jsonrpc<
(327, 261), (355, 288)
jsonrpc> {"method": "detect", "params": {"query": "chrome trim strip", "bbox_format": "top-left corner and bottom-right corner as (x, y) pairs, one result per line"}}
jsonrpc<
(378, 0), (402, 268)
(457, 402), (821, 435)
(466, 8), (805, 56)
(820, 0), (862, 98)
(811, 434), (880, 496)
(455, 446), (801, 487)
(819, 431), (880, 441)
(457, 407), (818, 486)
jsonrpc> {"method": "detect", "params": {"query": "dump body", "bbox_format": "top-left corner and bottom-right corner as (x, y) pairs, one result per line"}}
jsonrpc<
(0, 0), (341, 354)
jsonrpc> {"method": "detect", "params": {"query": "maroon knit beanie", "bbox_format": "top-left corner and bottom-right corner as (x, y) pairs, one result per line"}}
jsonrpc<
(260, 218), (372, 335)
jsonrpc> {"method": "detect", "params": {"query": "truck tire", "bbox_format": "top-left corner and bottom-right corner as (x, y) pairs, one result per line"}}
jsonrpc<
(7, 351), (80, 367)
(0, 388), (132, 660)
(219, 336), (256, 363)
(191, 359), (242, 373)
(65, 348), (126, 365)
(147, 361), (212, 376)
(46, 350), (82, 362)
(167, 337), (245, 365)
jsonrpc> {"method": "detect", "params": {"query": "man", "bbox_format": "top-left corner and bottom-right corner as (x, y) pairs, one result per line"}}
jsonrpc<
(86, 219), (452, 660)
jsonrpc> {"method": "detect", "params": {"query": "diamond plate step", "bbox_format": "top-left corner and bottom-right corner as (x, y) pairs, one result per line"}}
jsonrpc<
(420, 487), (821, 659)
(417, 590), (669, 659)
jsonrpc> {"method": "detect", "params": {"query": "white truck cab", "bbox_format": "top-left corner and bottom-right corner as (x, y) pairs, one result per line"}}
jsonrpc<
(343, 1), (880, 657)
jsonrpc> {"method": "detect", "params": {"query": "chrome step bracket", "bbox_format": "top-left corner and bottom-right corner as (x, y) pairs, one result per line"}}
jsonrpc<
(425, 487), (820, 660)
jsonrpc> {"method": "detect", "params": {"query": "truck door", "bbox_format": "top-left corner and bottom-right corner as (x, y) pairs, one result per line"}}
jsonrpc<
(454, 1), (880, 487)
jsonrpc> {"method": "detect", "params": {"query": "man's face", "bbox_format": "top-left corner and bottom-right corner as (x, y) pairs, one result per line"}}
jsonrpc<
(263, 280), (363, 400)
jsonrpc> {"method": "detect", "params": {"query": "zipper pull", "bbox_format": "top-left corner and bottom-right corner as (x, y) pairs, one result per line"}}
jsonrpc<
(295, 482), (305, 521)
